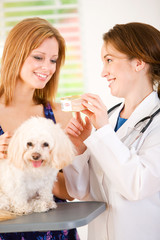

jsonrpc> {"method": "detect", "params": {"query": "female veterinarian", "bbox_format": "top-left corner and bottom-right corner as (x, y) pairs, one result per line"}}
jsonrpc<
(0, 17), (80, 240)
(64, 22), (160, 240)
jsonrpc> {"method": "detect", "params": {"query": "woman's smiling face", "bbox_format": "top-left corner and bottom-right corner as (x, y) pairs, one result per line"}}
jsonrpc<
(101, 42), (138, 99)
(19, 37), (59, 90)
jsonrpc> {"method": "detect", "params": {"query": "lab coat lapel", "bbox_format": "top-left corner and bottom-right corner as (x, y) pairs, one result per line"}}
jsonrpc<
(109, 92), (159, 141)
(108, 102), (124, 129)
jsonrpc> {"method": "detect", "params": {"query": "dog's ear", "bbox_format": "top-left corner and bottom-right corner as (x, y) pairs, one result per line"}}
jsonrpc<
(7, 128), (26, 170)
(50, 124), (76, 170)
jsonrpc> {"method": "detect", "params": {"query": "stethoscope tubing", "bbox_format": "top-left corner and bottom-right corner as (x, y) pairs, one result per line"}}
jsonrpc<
(108, 103), (160, 134)
(134, 107), (160, 133)
(108, 103), (160, 148)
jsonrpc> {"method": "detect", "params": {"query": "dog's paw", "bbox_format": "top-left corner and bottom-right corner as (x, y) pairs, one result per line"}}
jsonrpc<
(49, 200), (57, 209)
(11, 204), (33, 215)
(0, 202), (10, 211)
(0, 193), (10, 211)
(33, 200), (57, 212)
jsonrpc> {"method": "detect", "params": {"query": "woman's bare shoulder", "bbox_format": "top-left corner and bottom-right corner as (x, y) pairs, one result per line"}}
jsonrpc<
(53, 102), (72, 129)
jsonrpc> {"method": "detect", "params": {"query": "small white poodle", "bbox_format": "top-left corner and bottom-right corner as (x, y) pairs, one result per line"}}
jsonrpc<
(0, 117), (75, 221)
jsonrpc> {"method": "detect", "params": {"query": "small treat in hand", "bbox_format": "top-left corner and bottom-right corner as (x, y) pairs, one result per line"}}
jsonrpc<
(61, 95), (86, 112)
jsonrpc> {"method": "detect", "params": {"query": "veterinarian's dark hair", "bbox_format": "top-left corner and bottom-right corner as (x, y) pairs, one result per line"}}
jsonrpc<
(0, 17), (66, 105)
(103, 22), (160, 98)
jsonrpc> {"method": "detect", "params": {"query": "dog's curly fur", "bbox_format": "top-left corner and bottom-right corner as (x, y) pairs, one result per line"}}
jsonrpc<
(0, 117), (75, 221)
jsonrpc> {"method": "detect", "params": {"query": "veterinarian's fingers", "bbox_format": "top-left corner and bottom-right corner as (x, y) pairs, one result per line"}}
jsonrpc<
(74, 112), (83, 124)
(85, 116), (93, 131)
(74, 112), (80, 119)
(66, 118), (83, 133)
(65, 126), (77, 137)
(71, 117), (83, 131)
(67, 128), (80, 137)
(66, 122), (82, 136)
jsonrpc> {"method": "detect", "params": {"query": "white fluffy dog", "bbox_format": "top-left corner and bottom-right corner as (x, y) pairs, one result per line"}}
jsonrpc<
(0, 117), (75, 221)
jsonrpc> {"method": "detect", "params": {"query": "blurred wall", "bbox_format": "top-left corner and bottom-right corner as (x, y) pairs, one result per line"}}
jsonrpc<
(79, 0), (160, 108)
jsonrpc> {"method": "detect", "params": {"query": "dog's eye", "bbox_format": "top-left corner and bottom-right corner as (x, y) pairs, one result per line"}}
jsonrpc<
(27, 142), (33, 147)
(42, 142), (49, 147)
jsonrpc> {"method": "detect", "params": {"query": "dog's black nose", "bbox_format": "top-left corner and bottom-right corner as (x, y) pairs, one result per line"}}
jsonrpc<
(32, 152), (41, 160)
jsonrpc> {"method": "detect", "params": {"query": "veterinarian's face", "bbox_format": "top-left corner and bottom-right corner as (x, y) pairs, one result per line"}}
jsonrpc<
(101, 42), (138, 99)
(20, 37), (59, 89)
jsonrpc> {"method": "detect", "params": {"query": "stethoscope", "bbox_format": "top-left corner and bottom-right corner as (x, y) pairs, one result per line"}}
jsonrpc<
(108, 102), (160, 147)
(134, 107), (160, 133)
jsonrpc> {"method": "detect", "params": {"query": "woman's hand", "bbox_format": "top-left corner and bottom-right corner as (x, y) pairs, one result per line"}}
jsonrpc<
(65, 112), (92, 155)
(81, 93), (109, 129)
(0, 132), (12, 160)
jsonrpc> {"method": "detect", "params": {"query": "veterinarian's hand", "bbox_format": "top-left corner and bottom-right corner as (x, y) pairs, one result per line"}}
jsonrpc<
(81, 93), (109, 129)
(65, 112), (92, 155)
(0, 132), (12, 159)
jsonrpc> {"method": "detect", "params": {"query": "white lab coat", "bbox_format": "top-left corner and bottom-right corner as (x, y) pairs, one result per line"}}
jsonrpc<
(64, 91), (160, 240)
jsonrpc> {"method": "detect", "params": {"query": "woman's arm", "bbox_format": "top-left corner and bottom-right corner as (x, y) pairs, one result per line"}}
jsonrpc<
(52, 172), (74, 201)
